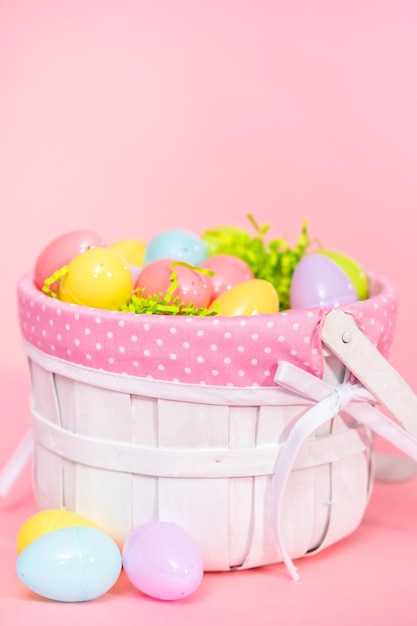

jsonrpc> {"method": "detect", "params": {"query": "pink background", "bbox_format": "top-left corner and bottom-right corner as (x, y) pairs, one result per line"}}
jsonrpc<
(1, 1), (417, 624)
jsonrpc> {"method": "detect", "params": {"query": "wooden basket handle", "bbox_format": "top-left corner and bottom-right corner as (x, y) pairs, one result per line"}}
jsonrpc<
(321, 309), (417, 438)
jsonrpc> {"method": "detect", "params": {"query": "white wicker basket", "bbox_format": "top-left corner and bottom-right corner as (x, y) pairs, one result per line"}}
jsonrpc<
(14, 271), (417, 576)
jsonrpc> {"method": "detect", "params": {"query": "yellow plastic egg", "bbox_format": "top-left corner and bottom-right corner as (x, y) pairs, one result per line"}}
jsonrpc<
(16, 508), (101, 554)
(59, 247), (133, 309)
(109, 238), (146, 267)
(209, 278), (279, 316)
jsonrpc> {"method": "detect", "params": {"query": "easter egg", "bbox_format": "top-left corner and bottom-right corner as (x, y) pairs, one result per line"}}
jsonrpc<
(144, 228), (208, 266)
(135, 259), (213, 308)
(16, 508), (101, 554)
(209, 278), (279, 316)
(130, 265), (142, 283)
(200, 254), (254, 298)
(290, 253), (359, 309)
(122, 522), (204, 601)
(16, 526), (122, 602)
(109, 238), (146, 267)
(59, 247), (133, 309)
(34, 230), (105, 291)
(317, 249), (369, 300)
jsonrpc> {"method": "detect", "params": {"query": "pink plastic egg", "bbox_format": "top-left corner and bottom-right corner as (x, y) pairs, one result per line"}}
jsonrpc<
(290, 253), (359, 309)
(200, 254), (254, 299)
(122, 522), (204, 601)
(135, 259), (212, 308)
(34, 230), (105, 290)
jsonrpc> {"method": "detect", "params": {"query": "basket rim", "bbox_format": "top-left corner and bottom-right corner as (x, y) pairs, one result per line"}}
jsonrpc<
(16, 270), (398, 388)
(17, 269), (397, 323)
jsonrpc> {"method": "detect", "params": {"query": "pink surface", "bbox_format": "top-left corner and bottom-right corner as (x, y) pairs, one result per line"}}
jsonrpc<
(1, 1), (417, 624)
(1, 0), (417, 381)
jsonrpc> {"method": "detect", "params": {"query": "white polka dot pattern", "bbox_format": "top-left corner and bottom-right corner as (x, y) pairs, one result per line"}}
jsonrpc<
(17, 272), (398, 387)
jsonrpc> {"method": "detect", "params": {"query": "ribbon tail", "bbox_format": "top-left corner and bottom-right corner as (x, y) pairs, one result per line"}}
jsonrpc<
(272, 394), (340, 581)
(346, 403), (417, 464)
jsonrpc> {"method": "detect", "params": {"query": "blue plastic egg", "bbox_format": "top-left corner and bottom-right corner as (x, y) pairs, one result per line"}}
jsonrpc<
(16, 526), (122, 602)
(144, 228), (208, 266)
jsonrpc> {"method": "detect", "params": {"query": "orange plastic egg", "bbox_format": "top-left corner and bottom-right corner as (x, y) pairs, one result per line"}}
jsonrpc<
(209, 278), (279, 316)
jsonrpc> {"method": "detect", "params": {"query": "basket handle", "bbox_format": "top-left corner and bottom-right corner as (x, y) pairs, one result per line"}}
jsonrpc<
(272, 311), (417, 581)
(321, 309), (417, 438)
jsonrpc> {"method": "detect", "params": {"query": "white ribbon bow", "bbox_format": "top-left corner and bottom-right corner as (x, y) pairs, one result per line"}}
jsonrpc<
(272, 360), (417, 581)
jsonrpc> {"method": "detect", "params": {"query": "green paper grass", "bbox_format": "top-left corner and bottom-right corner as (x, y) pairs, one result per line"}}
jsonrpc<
(201, 214), (310, 311)
(41, 266), (69, 298)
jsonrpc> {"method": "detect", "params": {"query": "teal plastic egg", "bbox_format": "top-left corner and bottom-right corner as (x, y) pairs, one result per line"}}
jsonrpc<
(144, 228), (208, 266)
(16, 526), (122, 602)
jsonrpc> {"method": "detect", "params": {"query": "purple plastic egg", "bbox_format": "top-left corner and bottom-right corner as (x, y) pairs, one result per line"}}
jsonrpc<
(122, 522), (204, 601)
(290, 253), (359, 309)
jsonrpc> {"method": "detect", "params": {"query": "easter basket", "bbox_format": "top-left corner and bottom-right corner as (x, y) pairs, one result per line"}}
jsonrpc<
(13, 270), (417, 578)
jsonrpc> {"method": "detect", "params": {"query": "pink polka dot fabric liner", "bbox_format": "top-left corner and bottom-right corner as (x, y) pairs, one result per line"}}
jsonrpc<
(17, 272), (398, 388)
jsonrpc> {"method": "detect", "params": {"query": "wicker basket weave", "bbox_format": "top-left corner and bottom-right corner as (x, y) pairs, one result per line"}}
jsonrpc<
(15, 270), (417, 575)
